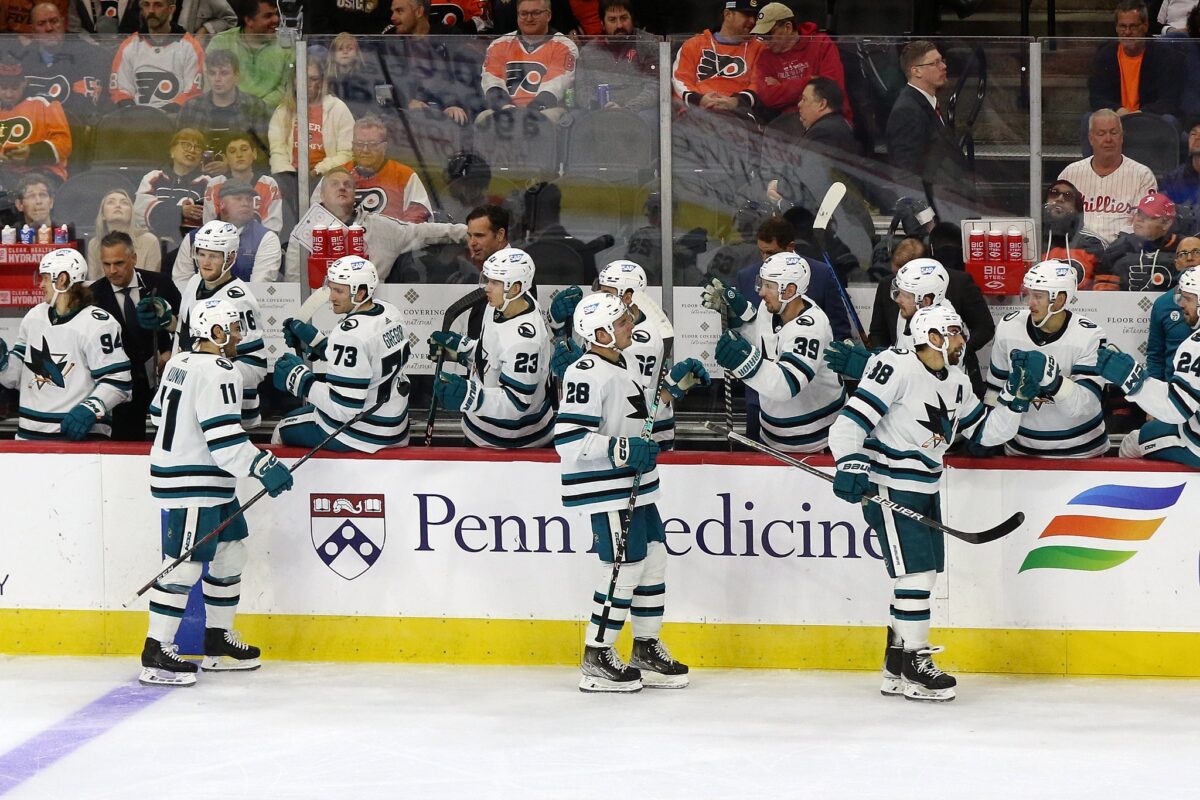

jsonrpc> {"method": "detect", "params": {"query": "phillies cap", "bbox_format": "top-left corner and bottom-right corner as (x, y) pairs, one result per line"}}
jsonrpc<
(1137, 192), (1176, 219)
(725, 0), (761, 13)
(751, 2), (794, 34)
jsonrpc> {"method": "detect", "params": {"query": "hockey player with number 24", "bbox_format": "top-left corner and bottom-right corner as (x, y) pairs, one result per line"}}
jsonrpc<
(139, 298), (294, 687)
(828, 306), (1030, 702)
(555, 292), (709, 693)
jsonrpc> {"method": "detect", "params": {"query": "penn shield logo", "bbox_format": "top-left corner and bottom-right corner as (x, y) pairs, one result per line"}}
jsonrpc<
(311, 493), (386, 580)
(1018, 483), (1185, 573)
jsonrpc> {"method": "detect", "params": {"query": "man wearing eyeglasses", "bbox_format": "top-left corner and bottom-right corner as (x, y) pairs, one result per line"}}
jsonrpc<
(1042, 179), (1106, 290)
(885, 40), (971, 213)
(1095, 192), (1180, 291)
(671, 0), (763, 119)
(749, 1), (851, 124)
(1144, 236), (1200, 384)
(477, 0), (577, 124)
(1087, 0), (1182, 121)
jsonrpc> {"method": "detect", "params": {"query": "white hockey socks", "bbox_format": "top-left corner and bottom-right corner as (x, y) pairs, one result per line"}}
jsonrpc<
(586, 558), (647, 647)
(203, 540), (246, 631)
(631, 541), (667, 641)
(147, 560), (202, 644)
(890, 570), (936, 650)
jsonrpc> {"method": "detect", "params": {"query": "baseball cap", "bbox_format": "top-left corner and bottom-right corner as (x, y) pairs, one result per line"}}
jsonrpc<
(725, 0), (762, 14)
(751, 2), (793, 34)
(1137, 192), (1176, 219)
(221, 180), (257, 198)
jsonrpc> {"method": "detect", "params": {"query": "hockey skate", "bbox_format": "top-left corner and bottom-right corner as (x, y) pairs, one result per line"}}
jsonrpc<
(579, 645), (642, 693)
(630, 638), (689, 688)
(901, 646), (957, 702)
(880, 626), (904, 697)
(139, 637), (198, 687)
(200, 628), (261, 672)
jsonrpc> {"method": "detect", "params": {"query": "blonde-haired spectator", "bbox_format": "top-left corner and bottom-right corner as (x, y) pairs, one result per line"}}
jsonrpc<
(87, 189), (163, 280)
(268, 53), (354, 178)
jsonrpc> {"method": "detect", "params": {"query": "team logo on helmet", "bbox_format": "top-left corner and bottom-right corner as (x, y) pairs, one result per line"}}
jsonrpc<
(310, 494), (385, 581)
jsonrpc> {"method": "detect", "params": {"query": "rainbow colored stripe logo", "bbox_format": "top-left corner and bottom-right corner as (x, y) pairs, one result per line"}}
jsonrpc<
(1018, 483), (1186, 573)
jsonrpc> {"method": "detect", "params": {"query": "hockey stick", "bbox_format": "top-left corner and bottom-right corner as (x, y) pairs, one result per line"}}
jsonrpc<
(812, 182), (869, 345)
(424, 287), (488, 445)
(702, 422), (1024, 545)
(595, 289), (674, 642)
(288, 285), (332, 357)
(124, 366), (406, 608)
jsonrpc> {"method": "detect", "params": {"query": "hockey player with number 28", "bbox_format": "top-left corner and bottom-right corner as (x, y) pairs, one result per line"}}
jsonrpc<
(139, 298), (293, 687)
(555, 292), (709, 693)
(828, 306), (1029, 701)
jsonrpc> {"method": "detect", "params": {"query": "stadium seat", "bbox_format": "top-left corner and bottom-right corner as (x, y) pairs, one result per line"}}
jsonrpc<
(89, 106), (177, 169)
(565, 110), (656, 178)
(472, 109), (560, 179)
(833, 0), (914, 35)
(1121, 113), (1182, 177)
(520, 238), (587, 286)
(945, 46), (988, 170)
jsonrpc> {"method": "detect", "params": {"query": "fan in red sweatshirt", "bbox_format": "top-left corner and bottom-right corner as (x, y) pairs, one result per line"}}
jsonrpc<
(751, 5), (852, 123)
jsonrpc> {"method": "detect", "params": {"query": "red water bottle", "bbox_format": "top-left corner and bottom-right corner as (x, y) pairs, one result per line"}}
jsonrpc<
(311, 225), (328, 256)
(968, 230), (986, 263)
(985, 229), (1004, 263)
(347, 224), (366, 256)
(1005, 226), (1025, 264)
(328, 224), (348, 258)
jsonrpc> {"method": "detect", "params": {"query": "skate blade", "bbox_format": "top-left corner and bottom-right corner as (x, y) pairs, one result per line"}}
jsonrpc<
(902, 685), (956, 702)
(139, 667), (197, 687)
(880, 675), (904, 696)
(638, 671), (689, 689)
(579, 675), (642, 693)
(200, 656), (261, 672)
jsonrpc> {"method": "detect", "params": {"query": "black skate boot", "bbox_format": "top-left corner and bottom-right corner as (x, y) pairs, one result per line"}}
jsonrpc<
(579, 645), (642, 693)
(901, 646), (957, 702)
(630, 638), (689, 688)
(139, 637), (198, 687)
(201, 628), (261, 672)
(881, 626), (904, 697)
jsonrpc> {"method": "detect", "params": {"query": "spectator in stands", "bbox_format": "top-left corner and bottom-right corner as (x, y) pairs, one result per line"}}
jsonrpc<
(796, 76), (857, 156)
(325, 32), (379, 119)
(1159, 117), (1200, 208)
(574, 0), (658, 120)
(490, 0), (588, 35)
(381, 0), (476, 126)
(390, 0), (461, 35)
(1096, 192), (1181, 290)
(886, 40), (971, 213)
(0, 54), (71, 185)
(1179, 7), (1200, 121)
(68, 0), (141, 33)
(207, 0), (291, 107)
(175, 180), (280, 285)
(23, 2), (107, 124)
(1159, 0), (1198, 34)
(1060, 109), (1157, 243)
(750, 2), (851, 124)
(1146, 235), (1200, 380)
(626, 192), (707, 286)
(1089, 0), (1183, 121)
(326, 114), (432, 223)
(517, 180), (603, 283)
(171, 0), (239, 40)
(268, 53), (354, 181)
(89, 230), (180, 441)
(478, 0), (578, 125)
(109, 0), (206, 112)
(14, 173), (72, 238)
(202, 133), (283, 232)
(177, 49), (271, 159)
(443, 151), (496, 223)
(134, 127), (211, 249)
(671, 0), (762, 118)
(87, 189), (163, 279)
(1041, 178), (1106, 289)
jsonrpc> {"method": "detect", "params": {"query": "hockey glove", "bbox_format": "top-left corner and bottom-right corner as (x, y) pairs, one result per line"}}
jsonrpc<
(1096, 345), (1146, 395)
(136, 296), (173, 331)
(433, 372), (482, 412)
(1000, 366), (1034, 413)
(549, 285), (584, 333)
(427, 330), (476, 365)
(1010, 350), (1062, 397)
(715, 331), (762, 380)
(833, 455), (871, 504)
(608, 435), (659, 472)
(282, 317), (328, 361)
(61, 397), (105, 441)
(664, 357), (711, 400)
(251, 450), (293, 497)
(550, 337), (585, 380)
(824, 339), (871, 381)
(701, 278), (755, 329)
(0, 337), (7, 372)
(273, 353), (314, 399)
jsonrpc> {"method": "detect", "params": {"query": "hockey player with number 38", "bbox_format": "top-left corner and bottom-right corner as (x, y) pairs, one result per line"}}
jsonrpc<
(555, 292), (709, 693)
(828, 306), (1029, 701)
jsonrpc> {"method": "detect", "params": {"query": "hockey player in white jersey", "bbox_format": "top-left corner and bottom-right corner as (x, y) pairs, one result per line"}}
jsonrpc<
(1097, 266), (1200, 467)
(136, 221), (268, 428)
(712, 252), (845, 452)
(986, 260), (1109, 458)
(0, 249), (132, 440)
(272, 257), (411, 451)
(140, 298), (293, 687)
(555, 292), (709, 692)
(428, 247), (555, 448)
(828, 306), (1029, 701)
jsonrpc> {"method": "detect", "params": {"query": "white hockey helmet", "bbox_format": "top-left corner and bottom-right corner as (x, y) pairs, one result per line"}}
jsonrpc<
(1175, 266), (1200, 324)
(891, 258), (949, 307)
(38, 248), (88, 297)
(326, 255), (378, 310)
(194, 220), (240, 275)
(910, 304), (968, 361)
(756, 252), (810, 303)
(189, 297), (241, 348)
(596, 260), (647, 301)
(573, 291), (628, 349)
(1022, 259), (1078, 328)
(481, 247), (536, 313)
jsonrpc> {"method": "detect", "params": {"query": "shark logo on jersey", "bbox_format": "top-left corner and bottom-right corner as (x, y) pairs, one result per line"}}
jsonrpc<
(25, 336), (72, 389)
(625, 382), (649, 421)
(916, 392), (956, 448)
(310, 493), (385, 580)
(631, 329), (651, 343)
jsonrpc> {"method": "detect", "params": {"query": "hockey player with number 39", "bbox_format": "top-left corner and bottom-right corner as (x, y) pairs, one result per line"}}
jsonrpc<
(828, 306), (1028, 701)
(555, 292), (709, 693)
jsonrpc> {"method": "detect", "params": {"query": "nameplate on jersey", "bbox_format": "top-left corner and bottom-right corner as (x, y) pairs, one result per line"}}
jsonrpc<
(310, 493), (385, 581)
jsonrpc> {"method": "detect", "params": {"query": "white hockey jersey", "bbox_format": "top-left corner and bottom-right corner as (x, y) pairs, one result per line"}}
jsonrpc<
(148, 351), (263, 507)
(306, 300), (411, 451)
(742, 298), (845, 452)
(176, 274), (267, 429)
(986, 310), (1108, 458)
(464, 298), (554, 448)
(624, 308), (675, 447)
(1125, 328), (1200, 456)
(895, 299), (959, 350)
(829, 348), (1022, 494)
(0, 304), (132, 440)
(108, 32), (204, 109)
(554, 351), (661, 512)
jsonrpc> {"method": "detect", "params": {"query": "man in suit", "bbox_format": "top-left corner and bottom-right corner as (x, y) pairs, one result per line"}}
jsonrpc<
(798, 76), (858, 157)
(885, 40), (972, 213)
(90, 231), (182, 440)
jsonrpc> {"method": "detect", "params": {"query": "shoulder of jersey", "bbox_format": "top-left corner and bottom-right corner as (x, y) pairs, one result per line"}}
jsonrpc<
(630, 326), (653, 344)
(1001, 310), (1024, 324)
(884, 346), (911, 358)
(215, 357), (235, 371)
(1069, 313), (1100, 331)
(339, 316), (361, 332)
(571, 354), (599, 373)
(224, 283), (248, 300)
(88, 307), (114, 323)
(514, 319), (543, 340)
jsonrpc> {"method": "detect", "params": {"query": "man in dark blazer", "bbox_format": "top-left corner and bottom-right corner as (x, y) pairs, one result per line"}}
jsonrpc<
(885, 40), (972, 213)
(90, 231), (181, 441)
(799, 77), (858, 157)
(1088, 1), (1183, 120)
